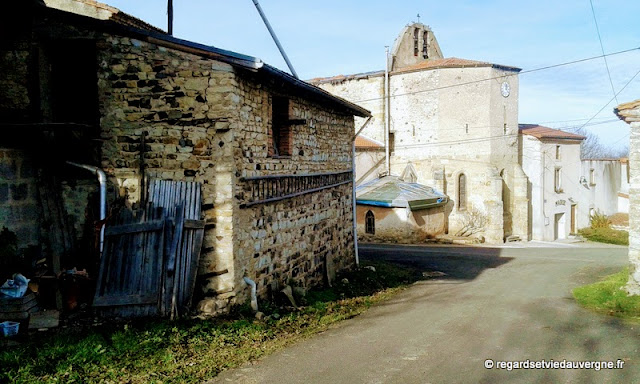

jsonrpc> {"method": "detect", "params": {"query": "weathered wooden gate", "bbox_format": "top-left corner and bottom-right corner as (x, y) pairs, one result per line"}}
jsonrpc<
(93, 180), (204, 318)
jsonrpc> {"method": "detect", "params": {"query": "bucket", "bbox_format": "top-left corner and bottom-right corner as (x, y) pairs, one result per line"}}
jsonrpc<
(1, 321), (19, 337)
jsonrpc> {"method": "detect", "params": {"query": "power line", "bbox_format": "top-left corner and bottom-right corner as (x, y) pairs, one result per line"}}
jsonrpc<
(348, 47), (640, 104)
(577, 67), (640, 131)
(589, 0), (618, 105)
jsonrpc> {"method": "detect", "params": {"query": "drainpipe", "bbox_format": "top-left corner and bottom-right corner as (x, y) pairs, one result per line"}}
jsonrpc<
(384, 46), (390, 175)
(66, 162), (107, 253)
(352, 140), (359, 266)
(351, 116), (373, 267)
(251, 0), (298, 79)
(243, 277), (259, 312)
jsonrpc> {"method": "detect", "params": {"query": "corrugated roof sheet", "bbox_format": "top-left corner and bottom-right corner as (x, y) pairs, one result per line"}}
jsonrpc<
(356, 176), (448, 211)
(355, 135), (384, 149)
(519, 124), (586, 141)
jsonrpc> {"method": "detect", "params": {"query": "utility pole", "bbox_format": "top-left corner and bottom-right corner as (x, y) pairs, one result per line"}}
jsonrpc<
(167, 0), (173, 35)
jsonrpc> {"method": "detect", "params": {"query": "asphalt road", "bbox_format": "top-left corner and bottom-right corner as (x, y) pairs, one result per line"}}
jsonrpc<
(211, 242), (639, 383)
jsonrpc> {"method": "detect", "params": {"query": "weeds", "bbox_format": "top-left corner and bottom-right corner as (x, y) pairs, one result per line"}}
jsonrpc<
(0, 261), (419, 383)
(573, 268), (640, 321)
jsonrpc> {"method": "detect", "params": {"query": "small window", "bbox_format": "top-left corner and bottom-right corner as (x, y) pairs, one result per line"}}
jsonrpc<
(554, 167), (562, 193)
(389, 132), (395, 153)
(555, 145), (561, 160)
(589, 168), (596, 186)
(458, 173), (467, 211)
(269, 96), (292, 157)
(365, 210), (375, 234)
(413, 28), (419, 56)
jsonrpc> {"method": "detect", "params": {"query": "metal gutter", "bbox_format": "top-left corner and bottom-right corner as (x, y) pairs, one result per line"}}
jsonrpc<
(36, 3), (370, 119)
(261, 64), (371, 118)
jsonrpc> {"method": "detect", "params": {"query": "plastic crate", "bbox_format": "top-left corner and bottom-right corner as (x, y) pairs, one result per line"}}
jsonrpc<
(1, 321), (19, 337)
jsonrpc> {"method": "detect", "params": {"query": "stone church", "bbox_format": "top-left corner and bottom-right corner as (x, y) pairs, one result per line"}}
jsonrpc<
(310, 23), (529, 243)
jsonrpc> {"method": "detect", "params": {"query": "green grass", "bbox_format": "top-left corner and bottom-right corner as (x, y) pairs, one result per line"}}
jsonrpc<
(0, 261), (419, 383)
(573, 268), (640, 321)
(578, 227), (629, 246)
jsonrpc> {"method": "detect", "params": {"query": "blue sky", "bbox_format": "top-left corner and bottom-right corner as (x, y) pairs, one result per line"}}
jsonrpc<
(107, 0), (640, 149)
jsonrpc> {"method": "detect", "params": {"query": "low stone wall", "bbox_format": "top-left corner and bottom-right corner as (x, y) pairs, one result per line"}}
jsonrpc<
(356, 205), (445, 243)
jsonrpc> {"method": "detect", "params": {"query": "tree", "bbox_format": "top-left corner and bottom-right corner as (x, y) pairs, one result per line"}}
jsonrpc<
(577, 127), (629, 159)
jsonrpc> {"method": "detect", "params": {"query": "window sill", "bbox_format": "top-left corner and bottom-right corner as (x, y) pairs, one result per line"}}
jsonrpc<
(269, 155), (292, 159)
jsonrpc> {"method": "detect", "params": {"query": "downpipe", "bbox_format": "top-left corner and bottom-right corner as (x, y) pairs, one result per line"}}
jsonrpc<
(66, 162), (107, 253)
(243, 277), (259, 312)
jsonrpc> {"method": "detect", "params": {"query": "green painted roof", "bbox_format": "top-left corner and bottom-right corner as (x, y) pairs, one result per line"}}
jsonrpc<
(356, 176), (448, 210)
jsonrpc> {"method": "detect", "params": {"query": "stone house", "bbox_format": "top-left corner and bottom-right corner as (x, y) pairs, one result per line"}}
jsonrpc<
(614, 99), (640, 294)
(519, 123), (630, 241)
(310, 22), (529, 243)
(356, 174), (448, 243)
(518, 124), (586, 241)
(0, 0), (369, 315)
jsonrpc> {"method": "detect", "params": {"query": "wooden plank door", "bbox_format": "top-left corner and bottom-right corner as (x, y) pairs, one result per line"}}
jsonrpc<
(93, 206), (166, 317)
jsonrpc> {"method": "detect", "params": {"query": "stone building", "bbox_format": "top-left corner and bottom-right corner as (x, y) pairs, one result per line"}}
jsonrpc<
(614, 99), (640, 294)
(354, 135), (385, 185)
(518, 124), (586, 241)
(0, 0), (369, 314)
(356, 175), (448, 243)
(310, 23), (529, 243)
(520, 123), (630, 241)
(580, 158), (628, 217)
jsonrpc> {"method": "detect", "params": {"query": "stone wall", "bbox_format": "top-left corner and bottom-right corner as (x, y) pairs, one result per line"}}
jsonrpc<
(232, 75), (356, 299)
(355, 150), (385, 186)
(579, 159), (622, 222)
(97, 35), (239, 311)
(0, 148), (40, 247)
(628, 119), (640, 294)
(0, 45), (30, 121)
(97, 35), (356, 314)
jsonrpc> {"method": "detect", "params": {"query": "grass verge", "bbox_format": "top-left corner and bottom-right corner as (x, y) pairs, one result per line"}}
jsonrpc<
(573, 268), (640, 321)
(578, 227), (629, 246)
(1, 261), (420, 383)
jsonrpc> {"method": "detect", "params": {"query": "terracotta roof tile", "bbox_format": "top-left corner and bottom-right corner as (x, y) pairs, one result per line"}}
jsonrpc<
(518, 124), (586, 141)
(355, 135), (384, 149)
(309, 57), (520, 84)
(393, 57), (520, 74)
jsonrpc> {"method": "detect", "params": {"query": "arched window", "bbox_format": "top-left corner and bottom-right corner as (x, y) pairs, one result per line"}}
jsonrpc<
(413, 28), (419, 56)
(458, 173), (467, 211)
(365, 210), (375, 234)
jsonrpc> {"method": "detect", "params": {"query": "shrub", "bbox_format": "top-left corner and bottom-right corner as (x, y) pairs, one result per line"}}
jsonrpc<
(590, 209), (610, 229)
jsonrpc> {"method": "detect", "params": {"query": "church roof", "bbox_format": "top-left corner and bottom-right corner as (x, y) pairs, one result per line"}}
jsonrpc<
(309, 57), (520, 84)
(356, 176), (448, 211)
(393, 57), (521, 74)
